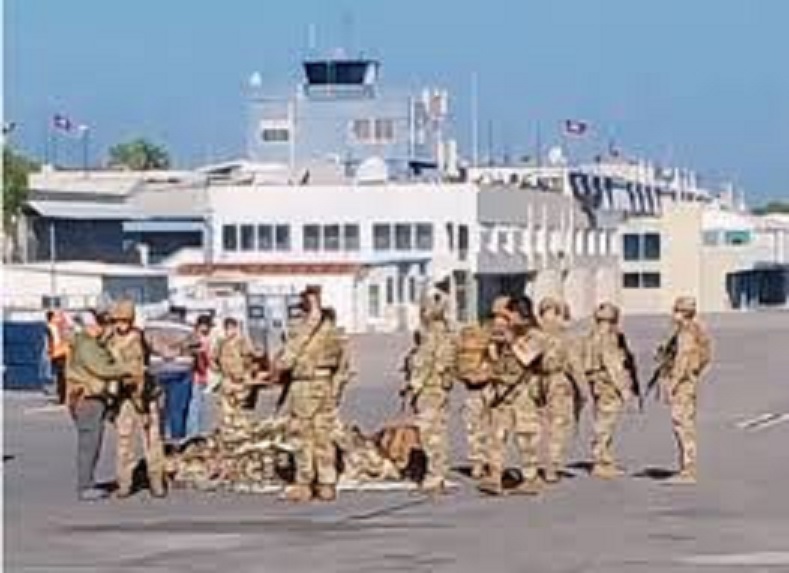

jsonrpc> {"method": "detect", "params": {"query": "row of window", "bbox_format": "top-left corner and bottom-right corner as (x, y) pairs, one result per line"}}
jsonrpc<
(351, 118), (395, 144)
(221, 223), (440, 253)
(623, 233), (661, 261)
(368, 276), (423, 318)
(622, 272), (662, 289)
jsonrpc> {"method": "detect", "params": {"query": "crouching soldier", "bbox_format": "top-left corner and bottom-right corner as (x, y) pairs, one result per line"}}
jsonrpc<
(107, 300), (166, 498)
(216, 317), (256, 432)
(66, 310), (131, 501)
(276, 286), (343, 502)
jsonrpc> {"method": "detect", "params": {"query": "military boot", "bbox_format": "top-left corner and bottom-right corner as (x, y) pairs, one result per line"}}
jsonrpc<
(420, 477), (448, 497)
(477, 476), (504, 496)
(513, 477), (542, 496)
(470, 463), (487, 480)
(315, 484), (337, 502)
(149, 480), (167, 498)
(115, 485), (133, 499)
(591, 463), (625, 479)
(664, 466), (697, 485)
(283, 484), (313, 502)
(543, 465), (561, 484)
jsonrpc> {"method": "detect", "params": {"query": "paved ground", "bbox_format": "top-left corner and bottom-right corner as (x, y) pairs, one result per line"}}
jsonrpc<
(4, 312), (789, 572)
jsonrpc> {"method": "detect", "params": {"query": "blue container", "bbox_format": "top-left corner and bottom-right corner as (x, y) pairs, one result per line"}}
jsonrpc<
(3, 322), (48, 390)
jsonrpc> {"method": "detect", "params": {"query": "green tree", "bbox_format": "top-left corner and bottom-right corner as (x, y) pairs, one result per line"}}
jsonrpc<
(107, 138), (171, 170)
(753, 201), (789, 215)
(3, 147), (37, 224)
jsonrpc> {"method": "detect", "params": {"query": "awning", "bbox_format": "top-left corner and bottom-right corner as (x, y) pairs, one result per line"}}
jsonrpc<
(26, 200), (141, 220)
(123, 219), (206, 233)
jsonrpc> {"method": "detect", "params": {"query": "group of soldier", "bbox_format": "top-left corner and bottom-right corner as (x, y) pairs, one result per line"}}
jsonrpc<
(63, 280), (710, 502)
(403, 284), (712, 496)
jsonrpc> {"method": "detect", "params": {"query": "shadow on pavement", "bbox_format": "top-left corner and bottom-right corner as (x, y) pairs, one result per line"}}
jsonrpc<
(632, 467), (675, 481)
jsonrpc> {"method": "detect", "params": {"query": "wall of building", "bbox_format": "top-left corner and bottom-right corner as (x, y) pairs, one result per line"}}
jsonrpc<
(28, 217), (134, 264)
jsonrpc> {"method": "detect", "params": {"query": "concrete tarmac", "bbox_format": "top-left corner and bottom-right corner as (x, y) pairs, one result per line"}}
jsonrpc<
(4, 313), (789, 572)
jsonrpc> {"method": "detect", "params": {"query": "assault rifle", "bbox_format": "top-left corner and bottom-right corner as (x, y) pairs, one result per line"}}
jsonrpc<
(645, 332), (678, 403)
(618, 332), (643, 412)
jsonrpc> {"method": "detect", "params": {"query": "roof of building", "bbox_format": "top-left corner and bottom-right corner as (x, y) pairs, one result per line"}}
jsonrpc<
(176, 262), (364, 276)
(7, 261), (168, 277)
(26, 200), (143, 220)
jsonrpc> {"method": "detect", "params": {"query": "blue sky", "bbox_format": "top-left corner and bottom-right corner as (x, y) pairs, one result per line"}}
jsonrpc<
(5, 0), (788, 202)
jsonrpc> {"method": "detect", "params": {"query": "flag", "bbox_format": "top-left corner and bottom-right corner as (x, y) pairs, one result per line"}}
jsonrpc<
(52, 113), (74, 132)
(564, 119), (588, 136)
(2, 121), (16, 135)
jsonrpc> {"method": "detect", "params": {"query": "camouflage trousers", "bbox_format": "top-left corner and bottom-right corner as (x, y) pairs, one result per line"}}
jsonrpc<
(220, 378), (249, 432)
(488, 385), (541, 482)
(116, 399), (165, 493)
(288, 378), (337, 486)
(590, 376), (624, 466)
(415, 389), (450, 486)
(463, 385), (492, 469)
(544, 376), (576, 470)
(669, 378), (698, 471)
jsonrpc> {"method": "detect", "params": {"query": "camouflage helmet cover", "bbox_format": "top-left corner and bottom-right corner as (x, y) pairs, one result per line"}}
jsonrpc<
(673, 296), (697, 314)
(594, 302), (620, 323)
(111, 299), (136, 321)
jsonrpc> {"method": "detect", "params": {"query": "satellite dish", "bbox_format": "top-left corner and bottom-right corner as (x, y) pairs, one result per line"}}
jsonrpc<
(249, 72), (263, 89)
(547, 146), (566, 166)
(355, 156), (389, 184)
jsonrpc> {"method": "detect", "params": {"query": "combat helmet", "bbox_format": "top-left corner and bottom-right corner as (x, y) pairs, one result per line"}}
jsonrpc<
(673, 296), (697, 316)
(538, 296), (565, 318)
(111, 299), (136, 322)
(594, 302), (620, 323)
(420, 286), (449, 323)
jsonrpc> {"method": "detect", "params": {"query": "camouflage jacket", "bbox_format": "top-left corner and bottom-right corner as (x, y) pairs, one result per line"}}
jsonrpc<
(487, 327), (546, 404)
(407, 322), (455, 395)
(278, 315), (343, 381)
(583, 326), (630, 394)
(66, 332), (129, 398)
(218, 335), (255, 382)
(666, 320), (711, 385)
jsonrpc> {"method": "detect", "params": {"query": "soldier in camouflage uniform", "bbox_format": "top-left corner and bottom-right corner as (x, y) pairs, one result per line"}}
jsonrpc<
(216, 317), (255, 432)
(403, 285), (456, 494)
(66, 310), (131, 501)
(479, 296), (547, 496)
(276, 286), (344, 502)
(107, 300), (166, 498)
(537, 297), (586, 484)
(659, 296), (712, 485)
(583, 302), (636, 478)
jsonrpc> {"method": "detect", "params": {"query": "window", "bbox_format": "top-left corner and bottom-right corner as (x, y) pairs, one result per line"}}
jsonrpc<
(623, 234), (640, 261)
(323, 225), (340, 252)
(446, 223), (455, 251)
(408, 276), (417, 302)
(257, 225), (273, 251)
(303, 224), (321, 251)
(222, 225), (238, 251)
(352, 119), (372, 142)
(702, 231), (719, 246)
(623, 273), (641, 289)
(374, 119), (395, 142)
(643, 233), (661, 260)
(343, 224), (360, 250)
(373, 224), (391, 250)
(275, 225), (291, 251)
(416, 224), (434, 250)
(261, 128), (290, 142)
(386, 277), (395, 304)
(395, 224), (413, 250)
(642, 272), (661, 288)
(458, 225), (469, 253)
(368, 284), (381, 318)
(725, 230), (751, 246)
(240, 224), (255, 251)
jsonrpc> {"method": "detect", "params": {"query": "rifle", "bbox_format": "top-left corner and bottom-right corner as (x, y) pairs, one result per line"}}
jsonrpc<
(618, 332), (643, 412)
(645, 333), (678, 403)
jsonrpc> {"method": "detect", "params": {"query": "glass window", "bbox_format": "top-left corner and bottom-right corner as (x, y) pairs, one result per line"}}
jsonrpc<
(395, 224), (413, 250)
(373, 224), (391, 250)
(352, 119), (372, 142)
(240, 224), (255, 251)
(386, 277), (394, 304)
(643, 233), (661, 260)
(261, 128), (290, 142)
(725, 230), (751, 245)
(368, 284), (381, 318)
(408, 276), (417, 302)
(343, 224), (360, 251)
(622, 273), (641, 289)
(623, 234), (641, 261)
(374, 119), (394, 142)
(458, 225), (469, 252)
(257, 225), (273, 251)
(222, 225), (238, 251)
(275, 225), (291, 251)
(446, 223), (455, 251)
(323, 225), (340, 251)
(642, 272), (661, 288)
(702, 231), (719, 246)
(415, 223), (434, 250)
(303, 224), (321, 251)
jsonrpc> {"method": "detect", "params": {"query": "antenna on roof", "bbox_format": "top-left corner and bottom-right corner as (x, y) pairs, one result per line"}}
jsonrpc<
(341, 10), (356, 56)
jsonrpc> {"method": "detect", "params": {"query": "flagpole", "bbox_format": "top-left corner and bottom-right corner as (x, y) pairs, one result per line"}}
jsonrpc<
(470, 72), (479, 167)
(81, 127), (90, 176)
